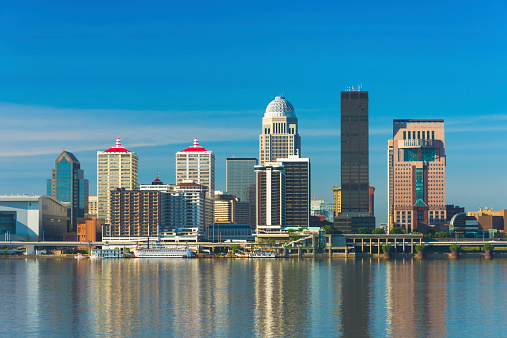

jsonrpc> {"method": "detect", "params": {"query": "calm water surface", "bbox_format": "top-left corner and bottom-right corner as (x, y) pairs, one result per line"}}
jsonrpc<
(1, 258), (507, 337)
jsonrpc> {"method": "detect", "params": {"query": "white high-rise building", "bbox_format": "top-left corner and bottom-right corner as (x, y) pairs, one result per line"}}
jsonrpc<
(259, 96), (301, 165)
(97, 138), (138, 223)
(176, 138), (215, 197)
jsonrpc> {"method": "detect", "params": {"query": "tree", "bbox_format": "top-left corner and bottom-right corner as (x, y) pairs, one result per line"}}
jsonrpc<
(265, 238), (276, 247)
(435, 231), (451, 238)
(124, 248), (131, 253)
(483, 243), (494, 251)
(449, 244), (461, 252)
(358, 227), (370, 234)
(230, 244), (241, 252)
(382, 245), (392, 253)
(415, 245), (426, 252)
(391, 227), (405, 234)
(372, 228), (385, 234)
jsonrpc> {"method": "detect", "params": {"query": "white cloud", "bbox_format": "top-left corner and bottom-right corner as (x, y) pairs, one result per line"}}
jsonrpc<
(0, 103), (258, 157)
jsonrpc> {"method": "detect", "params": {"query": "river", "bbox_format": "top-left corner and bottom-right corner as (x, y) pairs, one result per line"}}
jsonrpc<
(1, 258), (506, 337)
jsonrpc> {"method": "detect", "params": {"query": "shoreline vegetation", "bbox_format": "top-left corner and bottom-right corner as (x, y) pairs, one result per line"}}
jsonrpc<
(3, 251), (507, 259)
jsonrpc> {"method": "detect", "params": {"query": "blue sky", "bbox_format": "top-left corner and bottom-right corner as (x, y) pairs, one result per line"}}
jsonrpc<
(1, 0), (506, 224)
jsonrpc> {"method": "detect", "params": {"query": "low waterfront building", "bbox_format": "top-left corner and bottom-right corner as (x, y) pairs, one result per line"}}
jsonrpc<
(0, 195), (69, 241)
(207, 223), (254, 242)
(77, 215), (104, 242)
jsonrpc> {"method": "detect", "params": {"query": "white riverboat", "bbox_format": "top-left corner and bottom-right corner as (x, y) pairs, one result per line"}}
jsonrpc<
(90, 248), (123, 258)
(248, 249), (276, 258)
(133, 245), (194, 258)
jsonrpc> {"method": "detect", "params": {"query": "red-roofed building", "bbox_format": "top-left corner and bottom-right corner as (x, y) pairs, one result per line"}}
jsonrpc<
(97, 138), (138, 223)
(176, 138), (215, 237)
(176, 138), (215, 197)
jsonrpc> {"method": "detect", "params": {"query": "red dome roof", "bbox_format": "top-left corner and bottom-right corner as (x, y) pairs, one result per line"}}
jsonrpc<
(180, 138), (208, 152)
(104, 138), (131, 152)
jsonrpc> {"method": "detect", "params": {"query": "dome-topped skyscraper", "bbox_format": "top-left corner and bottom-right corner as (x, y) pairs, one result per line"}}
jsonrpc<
(264, 96), (296, 118)
(259, 96), (301, 165)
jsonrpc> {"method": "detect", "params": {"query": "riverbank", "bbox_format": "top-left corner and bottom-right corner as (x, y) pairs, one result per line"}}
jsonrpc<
(3, 251), (507, 259)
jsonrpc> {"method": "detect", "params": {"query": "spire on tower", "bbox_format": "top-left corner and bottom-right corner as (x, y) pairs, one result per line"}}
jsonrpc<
(116, 138), (121, 148)
(193, 138), (199, 147)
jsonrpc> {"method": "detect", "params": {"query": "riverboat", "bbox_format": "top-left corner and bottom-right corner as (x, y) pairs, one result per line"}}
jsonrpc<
(90, 248), (123, 258)
(248, 249), (276, 258)
(133, 246), (194, 258)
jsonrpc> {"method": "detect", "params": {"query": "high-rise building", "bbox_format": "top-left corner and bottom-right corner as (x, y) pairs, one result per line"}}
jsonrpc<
(97, 138), (138, 223)
(259, 96), (301, 165)
(389, 119), (446, 232)
(340, 90), (369, 213)
(176, 138), (215, 197)
(175, 138), (215, 234)
(387, 139), (394, 225)
(214, 192), (250, 224)
(47, 150), (89, 231)
(311, 200), (333, 223)
(226, 158), (257, 202)
(226, 157), (257, 228)
(160, 182), (208, 242)
(255, 163), (286, 234)
(103, 188), (160, 240)
(335, 89), (375, 233)
(369, 184), (375, 217)
(88, 196), (97, 216)
(332, 186), (341, 217)
(278, 156), (310, 228)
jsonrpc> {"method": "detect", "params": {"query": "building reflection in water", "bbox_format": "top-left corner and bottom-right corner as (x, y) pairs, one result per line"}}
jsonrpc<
(7, 257), (507, 336)
(383, 259), (448, 337)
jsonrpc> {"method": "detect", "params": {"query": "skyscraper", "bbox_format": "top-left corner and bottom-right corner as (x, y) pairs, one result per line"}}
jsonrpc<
(340, 90), (369, 213)
(226, 158), (257, 202)
(255, 162), (286, 234)
(47, 150), (89, 231)
(97, 138), (138, 223)
(389, 119), (446, 233)
(176, 138), (215, 234)
(226, 157), (257, 228)
(176, 138), (215, 197)
(259, 96), (301, 165)
(335, 89), (375, 233)
(278, 156), (310, 228)
(332, 186), (341, 217)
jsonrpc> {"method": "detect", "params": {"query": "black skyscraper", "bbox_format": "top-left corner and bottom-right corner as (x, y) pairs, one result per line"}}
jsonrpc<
(341, 90), (369, 213)
(335, 90), (375, 233)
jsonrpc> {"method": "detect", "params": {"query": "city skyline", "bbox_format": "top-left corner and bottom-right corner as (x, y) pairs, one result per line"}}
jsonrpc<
(1, 1), (506, 225)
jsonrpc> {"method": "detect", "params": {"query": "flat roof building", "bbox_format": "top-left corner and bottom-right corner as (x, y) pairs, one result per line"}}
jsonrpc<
(389, 119), (446, 233)
(0, 195), (69, 241)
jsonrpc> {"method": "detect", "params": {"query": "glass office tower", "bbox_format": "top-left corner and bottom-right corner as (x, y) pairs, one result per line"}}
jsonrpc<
(48, 151), (89, 231)
(226, 158), (257, 202)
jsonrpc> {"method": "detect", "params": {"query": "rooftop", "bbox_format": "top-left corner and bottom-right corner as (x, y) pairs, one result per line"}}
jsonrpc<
(264, 96), (296, 118)
(179, 138), (209, 152)
(103, 138), (131, 153)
